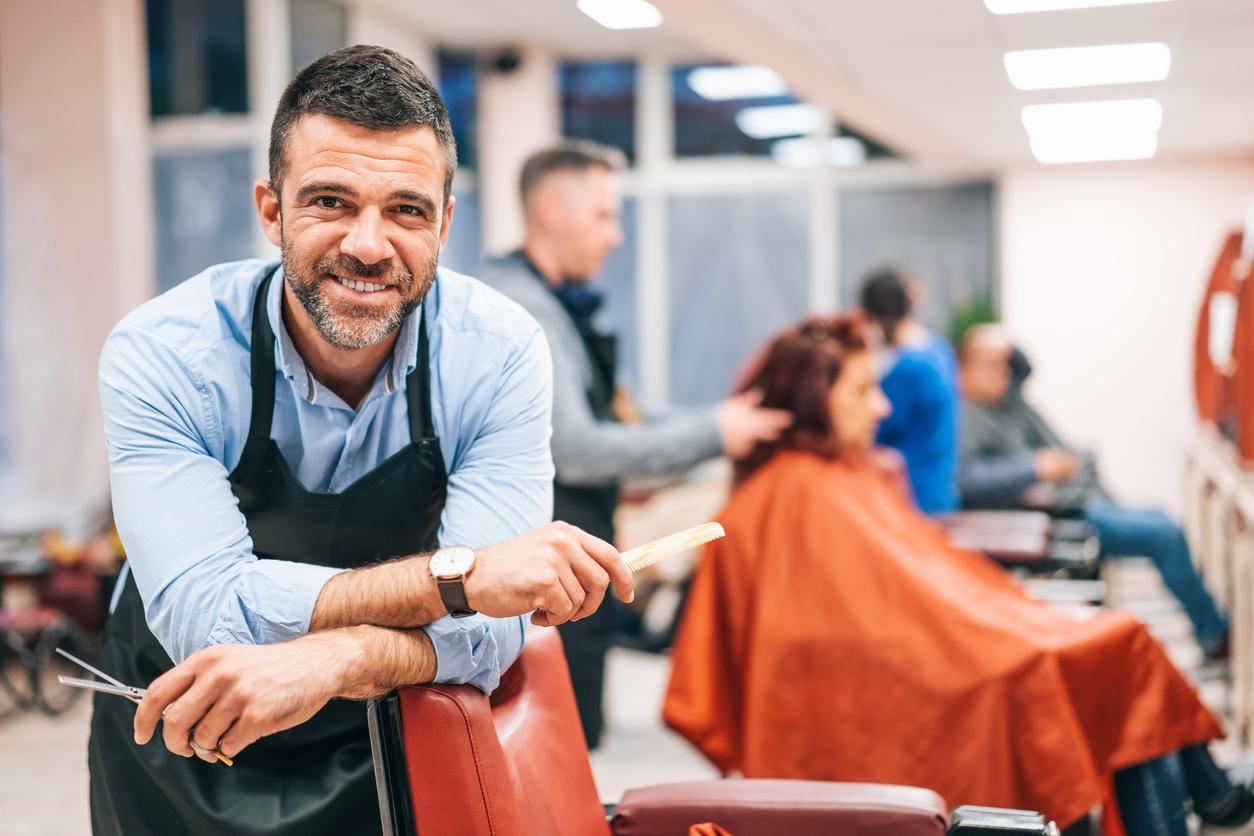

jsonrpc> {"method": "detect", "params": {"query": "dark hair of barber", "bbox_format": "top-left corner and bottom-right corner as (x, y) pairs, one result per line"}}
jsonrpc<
(732, 315), (867, 486)
(859, 268), (911, 346)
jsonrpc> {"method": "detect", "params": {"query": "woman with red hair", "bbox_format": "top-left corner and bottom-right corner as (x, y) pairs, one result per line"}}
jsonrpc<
(663, 315), (1252, 836)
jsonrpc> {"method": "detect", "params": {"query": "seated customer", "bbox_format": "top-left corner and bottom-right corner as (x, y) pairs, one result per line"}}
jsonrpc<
(663, 315), (1253, 836)
(959, 324), (1227, 658)
(860, 268), (960, 513)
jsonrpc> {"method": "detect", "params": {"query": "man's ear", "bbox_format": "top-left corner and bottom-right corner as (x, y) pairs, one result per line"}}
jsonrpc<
(439, 194), (457, 250)
(254, 180), (282, 248)
(531, 185), (565, 233)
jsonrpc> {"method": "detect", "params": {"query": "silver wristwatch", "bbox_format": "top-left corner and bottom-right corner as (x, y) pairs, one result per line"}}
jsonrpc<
(429, 546), (477, 618)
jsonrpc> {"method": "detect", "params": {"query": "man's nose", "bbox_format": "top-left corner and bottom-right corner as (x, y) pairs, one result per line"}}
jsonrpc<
(340, 209), (394, 265)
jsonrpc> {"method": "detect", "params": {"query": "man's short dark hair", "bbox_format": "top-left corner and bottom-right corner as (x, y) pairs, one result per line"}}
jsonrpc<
(859, 267), (911, 344)
(519, 140), (626, 206)
(269, 45), (457, 205)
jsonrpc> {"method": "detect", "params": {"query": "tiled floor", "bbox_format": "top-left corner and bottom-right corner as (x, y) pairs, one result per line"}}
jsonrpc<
(0, 694), (92, 835)
(590, 647), (719, 803)
(0, 557), (1236, 834)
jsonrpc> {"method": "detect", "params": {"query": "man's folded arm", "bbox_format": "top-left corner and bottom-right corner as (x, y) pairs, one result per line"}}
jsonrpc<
(102, 328), (431, 663)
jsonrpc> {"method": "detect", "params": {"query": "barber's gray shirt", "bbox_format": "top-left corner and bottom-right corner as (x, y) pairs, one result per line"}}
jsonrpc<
(479, 253), (722, 486)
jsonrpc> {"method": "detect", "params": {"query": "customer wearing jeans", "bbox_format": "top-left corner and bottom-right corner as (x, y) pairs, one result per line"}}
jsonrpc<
(1117, 745), (1254, 835)
(1086, 500), (1227, 655)
(957, 324), (1228, 657)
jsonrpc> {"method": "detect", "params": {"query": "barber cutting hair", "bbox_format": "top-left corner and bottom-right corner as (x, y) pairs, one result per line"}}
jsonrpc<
(89, 45), (632, 835)
(481, 142), (791, 748)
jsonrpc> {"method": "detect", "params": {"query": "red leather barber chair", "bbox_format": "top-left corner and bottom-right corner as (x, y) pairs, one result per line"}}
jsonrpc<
(367, 628), (1057, 836)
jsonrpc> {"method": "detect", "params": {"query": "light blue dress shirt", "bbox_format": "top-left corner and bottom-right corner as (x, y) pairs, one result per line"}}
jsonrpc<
(99, 259), (554, 693)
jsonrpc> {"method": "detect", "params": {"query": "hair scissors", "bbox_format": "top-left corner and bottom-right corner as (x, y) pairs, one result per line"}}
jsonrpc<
(55, 648), (234, 767)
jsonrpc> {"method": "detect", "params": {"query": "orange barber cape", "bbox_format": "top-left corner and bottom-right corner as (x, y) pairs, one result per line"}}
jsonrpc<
(663, 451), (1222, 835)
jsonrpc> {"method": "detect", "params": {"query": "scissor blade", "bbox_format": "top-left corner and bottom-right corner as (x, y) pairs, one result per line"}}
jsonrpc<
(57, 675), (145, 702)
(54, 647), (128, 689)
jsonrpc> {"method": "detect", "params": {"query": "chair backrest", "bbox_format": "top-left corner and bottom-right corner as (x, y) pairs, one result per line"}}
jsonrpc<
(374, 627), (612, 836)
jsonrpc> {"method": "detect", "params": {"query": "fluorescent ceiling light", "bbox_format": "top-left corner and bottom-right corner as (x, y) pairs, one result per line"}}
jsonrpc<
(735, 103), (826, 139)
(985, 0), (1173, 14)
(687, 65), (788, 101)
(1021, 98), (1161, 163)
(576, 0), (663, 30)
(1021, 98), (1162, 136)
(771, 137), (867, 168)
(1004, 42), (1170, 90)
(1029, 131), (1158, 163)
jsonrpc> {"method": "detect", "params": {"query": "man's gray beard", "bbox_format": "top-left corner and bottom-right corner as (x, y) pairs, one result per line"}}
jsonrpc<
(282, 244), (437, 350)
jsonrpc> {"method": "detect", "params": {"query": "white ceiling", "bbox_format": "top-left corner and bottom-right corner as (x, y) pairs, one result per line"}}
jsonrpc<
(394, 0), (1254, 167)
(716, 0), (1254, 165)
(372, 0), (696, 58)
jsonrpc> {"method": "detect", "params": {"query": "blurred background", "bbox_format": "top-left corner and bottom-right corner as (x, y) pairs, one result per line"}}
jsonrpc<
(3, 0), (1254, 833)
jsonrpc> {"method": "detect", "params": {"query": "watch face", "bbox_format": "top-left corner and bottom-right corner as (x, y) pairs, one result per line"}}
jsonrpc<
(431, 547), (475, 578)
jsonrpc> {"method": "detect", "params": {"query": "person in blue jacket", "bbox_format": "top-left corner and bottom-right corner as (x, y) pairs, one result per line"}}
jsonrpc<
(859, 268), (960, 513)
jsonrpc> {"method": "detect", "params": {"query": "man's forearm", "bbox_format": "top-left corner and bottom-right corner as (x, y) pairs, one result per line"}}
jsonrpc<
(326, 624), (438, 700)
(958, 453), (1037, 508)
(309, 554), (448, 633)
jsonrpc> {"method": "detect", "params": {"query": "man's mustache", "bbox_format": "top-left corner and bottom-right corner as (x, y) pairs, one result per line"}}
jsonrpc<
(313, 256), (413, 288)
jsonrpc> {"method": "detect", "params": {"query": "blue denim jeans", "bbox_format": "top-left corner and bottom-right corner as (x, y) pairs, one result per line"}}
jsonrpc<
(1084, 501), (1228, 649)
(1115, 746), (1235, 836)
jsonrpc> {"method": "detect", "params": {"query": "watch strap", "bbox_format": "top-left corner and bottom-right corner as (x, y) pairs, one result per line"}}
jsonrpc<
(437, 576), (475, 618)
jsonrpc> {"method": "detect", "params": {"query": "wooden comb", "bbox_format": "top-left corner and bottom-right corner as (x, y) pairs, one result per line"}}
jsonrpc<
(621, 522), (725, 573)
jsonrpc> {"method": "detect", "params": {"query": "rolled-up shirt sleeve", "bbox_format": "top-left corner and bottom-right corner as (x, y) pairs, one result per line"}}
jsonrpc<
(101, 326), (345, 664)
(426, 325), (555, 693)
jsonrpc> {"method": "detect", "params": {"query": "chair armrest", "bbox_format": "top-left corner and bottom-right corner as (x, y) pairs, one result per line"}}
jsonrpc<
(610, 779), (948, 836)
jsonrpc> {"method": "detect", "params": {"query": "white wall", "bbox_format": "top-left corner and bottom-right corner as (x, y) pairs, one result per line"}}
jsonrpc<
(477, 47), (561, 256)
(999, 159), (1254, 515)
(0, 0), (153, 512)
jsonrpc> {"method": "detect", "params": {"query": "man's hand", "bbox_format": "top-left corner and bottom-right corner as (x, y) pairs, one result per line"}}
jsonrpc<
(1034, 448), (1081, 484)
(465, 521), (634, 628)
(715, 390), (793, 460)
(133, 628), (419, 762)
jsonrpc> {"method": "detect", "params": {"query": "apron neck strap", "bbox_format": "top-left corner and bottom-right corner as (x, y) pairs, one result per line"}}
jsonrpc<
(246, 266), (281, 447)
(404, 307), (434, 440)
(247, 266), (436, 443)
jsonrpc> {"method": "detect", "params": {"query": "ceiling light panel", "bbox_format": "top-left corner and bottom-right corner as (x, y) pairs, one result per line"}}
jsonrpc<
(1004, 42), (1170, 90)
(1021, 98), (1163, 137)
(771, 137), (867, 168)
(687, 65), (789, 101)
(576, 0), (663, 30)
(985, 0), (1173, 14)
(735, 103), (828, 139)
(1029, 132), (1158, 163)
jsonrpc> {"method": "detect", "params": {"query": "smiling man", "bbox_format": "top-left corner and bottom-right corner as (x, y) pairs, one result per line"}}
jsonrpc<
(88, 46), (632, 835)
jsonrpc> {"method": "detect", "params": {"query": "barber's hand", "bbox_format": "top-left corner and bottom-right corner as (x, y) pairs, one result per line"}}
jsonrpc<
(715, 390), (794, 459)
(1034, 448), (1081, 483)
(133, 632), (355, 762)
(464, 521), (634, 628)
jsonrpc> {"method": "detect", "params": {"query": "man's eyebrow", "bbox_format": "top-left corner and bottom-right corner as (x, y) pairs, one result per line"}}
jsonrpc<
(294, 181), (358, 202)
(388, 190), (437, 214)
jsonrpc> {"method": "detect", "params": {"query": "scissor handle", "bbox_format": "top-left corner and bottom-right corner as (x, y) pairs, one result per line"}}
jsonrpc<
(189, 741), (235, 767)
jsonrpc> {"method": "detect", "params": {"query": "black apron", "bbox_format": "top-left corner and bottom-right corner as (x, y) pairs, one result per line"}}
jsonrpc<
(88, 268), (448, 835)
(514, 252), (622, 749)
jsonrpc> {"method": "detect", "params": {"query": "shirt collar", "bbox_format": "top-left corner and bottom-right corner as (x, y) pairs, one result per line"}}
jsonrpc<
(266, 264), (428, 404)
